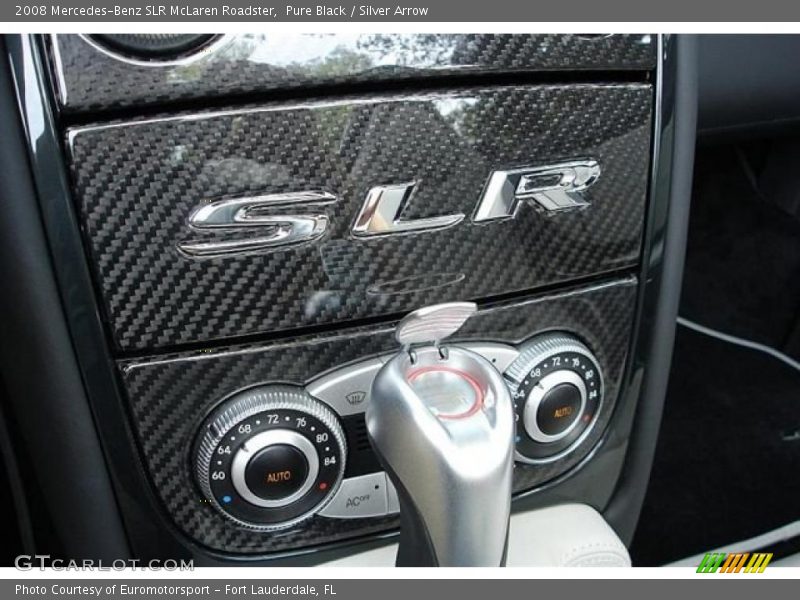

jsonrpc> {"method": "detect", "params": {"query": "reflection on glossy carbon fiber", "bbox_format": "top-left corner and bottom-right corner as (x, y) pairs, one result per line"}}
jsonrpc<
(68, 85), (651, 350)
(366, 272), (466, 296)
(120, 278), (636, 555)
(51, 33), (656, 112)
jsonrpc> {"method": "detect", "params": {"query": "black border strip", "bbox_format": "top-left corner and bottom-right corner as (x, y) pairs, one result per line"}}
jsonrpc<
(603, 35), (698, 544)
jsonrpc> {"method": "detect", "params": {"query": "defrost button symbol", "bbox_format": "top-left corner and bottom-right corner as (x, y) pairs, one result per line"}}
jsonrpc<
(306, 358), (384, 417)
(345, 391), (367, 406)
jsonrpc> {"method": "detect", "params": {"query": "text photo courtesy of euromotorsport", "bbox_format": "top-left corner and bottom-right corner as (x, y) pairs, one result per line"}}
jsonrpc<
(47, 4), (431, 17)
(17, 584), (330, 597)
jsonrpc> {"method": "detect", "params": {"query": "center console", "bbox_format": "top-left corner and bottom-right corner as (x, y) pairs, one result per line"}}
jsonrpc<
(2, 33), (697, 564)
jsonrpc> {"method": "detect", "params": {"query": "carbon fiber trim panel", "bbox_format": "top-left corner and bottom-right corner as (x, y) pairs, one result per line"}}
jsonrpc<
(68, 85), (651, 351)
(51, 34), (656, 113)
(120, 277), (636, 555)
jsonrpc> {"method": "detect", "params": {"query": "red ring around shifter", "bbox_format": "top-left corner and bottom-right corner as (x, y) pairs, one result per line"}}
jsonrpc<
(406, 366), (485, 420)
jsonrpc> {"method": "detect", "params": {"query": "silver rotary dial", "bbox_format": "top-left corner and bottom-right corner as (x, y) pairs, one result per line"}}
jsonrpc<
(505, 333), (604, 464)
(195, 385), (346, 531)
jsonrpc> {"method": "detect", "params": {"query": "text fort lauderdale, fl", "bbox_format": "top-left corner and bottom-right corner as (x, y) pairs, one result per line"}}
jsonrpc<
(17, 584), (337, 596)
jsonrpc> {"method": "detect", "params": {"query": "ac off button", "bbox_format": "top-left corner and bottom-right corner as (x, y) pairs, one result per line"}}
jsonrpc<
(319, 472), (389, 518)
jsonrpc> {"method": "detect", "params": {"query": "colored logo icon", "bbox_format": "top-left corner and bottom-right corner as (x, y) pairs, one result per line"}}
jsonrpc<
(697, 552), (773, 573)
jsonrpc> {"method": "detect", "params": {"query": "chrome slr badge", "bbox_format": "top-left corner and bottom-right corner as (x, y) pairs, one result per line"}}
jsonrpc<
(179, 160), (600, 256)
(178, 191), (336, 257)
(473, 160), (601, 222)
(352, 181), (464, 237)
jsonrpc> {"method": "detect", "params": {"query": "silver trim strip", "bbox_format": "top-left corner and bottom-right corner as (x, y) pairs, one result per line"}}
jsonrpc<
(49, 34), (69, 106)
(305, 343), (519, 417)
(459, 343), (521, 374)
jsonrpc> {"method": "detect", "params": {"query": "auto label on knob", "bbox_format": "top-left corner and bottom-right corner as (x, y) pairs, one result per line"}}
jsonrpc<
(504, 333), (604, 464)
(194, 385), (346, 531)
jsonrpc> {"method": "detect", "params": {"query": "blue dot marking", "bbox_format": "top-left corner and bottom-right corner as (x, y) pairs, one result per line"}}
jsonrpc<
(222, 495), (232, 504)
(515, 435), (522, 443)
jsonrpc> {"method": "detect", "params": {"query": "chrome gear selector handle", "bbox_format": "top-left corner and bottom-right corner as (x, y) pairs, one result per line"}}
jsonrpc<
(366, 302), (515, 566)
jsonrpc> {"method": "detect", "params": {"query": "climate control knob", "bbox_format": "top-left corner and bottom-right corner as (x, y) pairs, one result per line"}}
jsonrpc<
(504, 333), (603, 464)
(195, 385), (346, 530)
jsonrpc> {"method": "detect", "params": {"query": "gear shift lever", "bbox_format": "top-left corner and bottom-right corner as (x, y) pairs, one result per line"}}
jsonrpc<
(366, 303), (515, 566)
